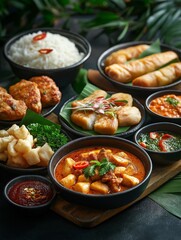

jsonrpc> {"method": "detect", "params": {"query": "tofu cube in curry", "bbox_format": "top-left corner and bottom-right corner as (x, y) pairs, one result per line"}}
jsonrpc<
(73, 182), (90, 194)
(122, 174), (140, 187)
(62, 158), (75, 177)
(59, 174), (76, 188)
(90, 181), (109, 194)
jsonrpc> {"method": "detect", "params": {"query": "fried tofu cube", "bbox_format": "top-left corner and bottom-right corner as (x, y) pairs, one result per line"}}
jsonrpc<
(38, 143), (54, 167)
(7, 155), (29, 168)
(73, 182), (90, 194)
(0, 130), (9, 137)
(114, 166), (126, 176)
(7, 124), (19, 135)
(23, 147), (41, 166)
(110, 154), (130, 167)
(122, 174), (140, 187)
(0, 135), (14, 152)
(13, 125), (29, 139)
(59, 174), (76, 188)
(61, 158), (75, 177)
(77, 174), (90, 182)
(90, 181), (109, 194)
(14, 138), (32, 154)
(7, 139), (18, 157)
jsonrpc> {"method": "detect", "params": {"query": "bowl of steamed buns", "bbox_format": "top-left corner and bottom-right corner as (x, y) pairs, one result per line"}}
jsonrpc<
(97, 41), (181, 95)
(48, 136), (152, 209)
(3, 28), (91, 88)
(59, 88), (146, 138)
(145, 89), (181, 124)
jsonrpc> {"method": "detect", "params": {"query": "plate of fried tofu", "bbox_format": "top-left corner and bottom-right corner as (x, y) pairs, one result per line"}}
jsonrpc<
(0, 110), (70, 174)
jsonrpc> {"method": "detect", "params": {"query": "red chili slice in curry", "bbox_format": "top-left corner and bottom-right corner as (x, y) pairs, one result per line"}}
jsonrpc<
(73, 161), (89, 170)
(38, 48), (53, 54)
(33, 32), (47, 41)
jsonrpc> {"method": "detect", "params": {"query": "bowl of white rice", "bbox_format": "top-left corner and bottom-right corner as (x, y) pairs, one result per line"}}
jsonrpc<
(3, 28), (91, 88)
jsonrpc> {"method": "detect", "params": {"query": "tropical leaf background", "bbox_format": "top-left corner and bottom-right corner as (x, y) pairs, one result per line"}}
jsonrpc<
(0, 0), (181, 48)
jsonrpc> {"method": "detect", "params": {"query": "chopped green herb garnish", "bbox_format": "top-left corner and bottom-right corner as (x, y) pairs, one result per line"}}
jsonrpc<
(27, 123), (68, 151)
(165, 97), (179, 107)
(83, 158), (116, 178)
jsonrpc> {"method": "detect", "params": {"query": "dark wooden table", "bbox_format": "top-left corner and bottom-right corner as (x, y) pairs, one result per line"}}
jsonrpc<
(0, 31), (180, 240)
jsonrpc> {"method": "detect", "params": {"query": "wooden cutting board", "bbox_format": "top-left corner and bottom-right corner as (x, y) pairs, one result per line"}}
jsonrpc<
(47, 114), (181, 228)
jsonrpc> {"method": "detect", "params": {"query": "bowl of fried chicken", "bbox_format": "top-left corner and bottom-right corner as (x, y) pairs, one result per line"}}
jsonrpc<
(0, 75), (62, 124)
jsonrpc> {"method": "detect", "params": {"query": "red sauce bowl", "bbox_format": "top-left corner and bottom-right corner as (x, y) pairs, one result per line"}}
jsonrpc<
(4, 175), (56, 212)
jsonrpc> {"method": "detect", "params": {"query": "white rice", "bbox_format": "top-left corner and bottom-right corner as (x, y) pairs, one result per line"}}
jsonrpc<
(8, 31), (84, 69)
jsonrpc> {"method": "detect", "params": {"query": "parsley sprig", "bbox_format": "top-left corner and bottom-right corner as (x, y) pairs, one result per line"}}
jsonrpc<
(27, 123), (68, 151)
(83, 158), (116, 178)
(165, 97), (179, 107)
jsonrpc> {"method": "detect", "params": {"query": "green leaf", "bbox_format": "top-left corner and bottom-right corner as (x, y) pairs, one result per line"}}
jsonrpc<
(138, 39), (161, 58)
(110, 0), (126, 9)
(20, 109), (60, 129)
(147, 9), (165, 27)
(117, 23), (129, 41)
(147, 11), (170, 39)
(83, 164), (97, 178)
(83, 158), (116, 178)
(149, 173), (181, 219)
(72, 69), (88, 94)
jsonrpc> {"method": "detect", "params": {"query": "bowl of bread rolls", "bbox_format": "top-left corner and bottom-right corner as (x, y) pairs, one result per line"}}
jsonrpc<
(97, 41), (181, 95)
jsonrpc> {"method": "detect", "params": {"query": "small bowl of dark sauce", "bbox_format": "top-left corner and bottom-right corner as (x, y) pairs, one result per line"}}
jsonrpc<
(4, 175), (56, 213)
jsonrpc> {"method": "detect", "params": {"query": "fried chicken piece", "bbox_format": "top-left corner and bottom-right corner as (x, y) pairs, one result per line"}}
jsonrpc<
(9, 79), (42, 113)
(0, 87), (27, 120)
(0, 86), (8, 94)
(29, 76), (61, 107)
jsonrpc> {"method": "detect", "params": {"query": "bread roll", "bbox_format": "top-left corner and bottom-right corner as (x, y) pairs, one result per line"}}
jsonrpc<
(132, 62), (181, 87)
(105, 51), (179, 83)
(105, 44), (149, 66)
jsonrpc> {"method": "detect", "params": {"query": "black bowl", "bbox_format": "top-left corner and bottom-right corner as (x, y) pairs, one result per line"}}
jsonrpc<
(0, 127), (71, 175)
(97, 41), (181, 96)
(4, 175), (56, 213)
(134, 122), (181, 165)
(48, 136), (152, 209)
(59, 95), (146, 138)
(3, 28), (91, 89)
(145, 89), (181, 124)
